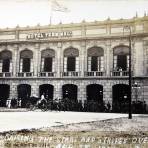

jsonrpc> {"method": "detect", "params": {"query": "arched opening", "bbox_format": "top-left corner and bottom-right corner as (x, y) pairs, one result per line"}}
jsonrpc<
(62, 84), (77, 101)
(17, 84), (31, 107)
(0, 50), (12, 72)
(87, 47), (104, 72)
(20, 49), (33, 72)
(41, 49), (55, 72)
(63, 47), (79, 72)
(86, 84), (103, 103)
(86, 84), (104, 112)
(39, 84), (54, 100)
(113, 46), (129, 71)
(0, 84), (10, 107)
(112, 84), (129, 112)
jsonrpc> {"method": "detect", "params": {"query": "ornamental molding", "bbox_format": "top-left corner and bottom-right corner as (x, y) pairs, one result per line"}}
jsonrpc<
(0, 50), (12, 59)
(64, 47), (79, 57)
(41, 49), (55, 58)
(87, 46), (104, 56)
(20, 49), (33, 58)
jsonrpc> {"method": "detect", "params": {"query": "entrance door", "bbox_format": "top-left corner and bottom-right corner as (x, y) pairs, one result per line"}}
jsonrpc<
(17, 84), (31, 107)
(86, 84), (103, 103)
(62, 84), (77, 101)
(112, 84), (129, 112)
(39, 84), (54, 100)
(0, 84), (10, 107)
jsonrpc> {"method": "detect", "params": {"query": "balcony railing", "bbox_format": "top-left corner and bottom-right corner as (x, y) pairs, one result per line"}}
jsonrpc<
(0, 72), (12, 77)
(111, 70), (129, 76)
(39, 72), (55, 77)
(0, 71), (131, 78)
(61, 71), (80, 77)
(17, 72), (33, 77)
(84, 71), (105, 77)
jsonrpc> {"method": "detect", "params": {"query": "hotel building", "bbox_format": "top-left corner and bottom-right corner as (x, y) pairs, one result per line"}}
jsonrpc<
(0, 16), (148, 111)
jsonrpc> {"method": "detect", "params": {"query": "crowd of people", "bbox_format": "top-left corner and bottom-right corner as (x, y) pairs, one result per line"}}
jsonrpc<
(0, 95), (111, 112)
(0, 95), (147, 113)
(26, 97), (112, 112)
(0, 98), (22, 108)
(112, 100), (147, 113)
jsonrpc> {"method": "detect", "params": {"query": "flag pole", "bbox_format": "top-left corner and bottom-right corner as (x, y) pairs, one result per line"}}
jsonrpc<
(50, 10), (52, 25)
(50, 0), (53, 25)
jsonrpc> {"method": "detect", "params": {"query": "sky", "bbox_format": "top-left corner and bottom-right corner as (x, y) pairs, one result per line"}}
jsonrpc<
(0, 0), (148, 28)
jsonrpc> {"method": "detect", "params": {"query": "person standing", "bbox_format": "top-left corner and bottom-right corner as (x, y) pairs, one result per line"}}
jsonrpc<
(41, 94), (45, 100)
(6, 99), (11, 108)
(18, 98), (22, 108)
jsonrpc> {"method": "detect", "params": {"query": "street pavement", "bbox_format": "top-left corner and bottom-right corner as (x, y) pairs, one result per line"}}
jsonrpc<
(0, 110), (133, 132)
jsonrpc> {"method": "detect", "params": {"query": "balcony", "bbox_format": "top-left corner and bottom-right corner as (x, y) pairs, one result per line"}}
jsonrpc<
(0, 72), (12, 77)
(17, 72), (33, 77)
(39, 72), (56, 77)
(111, 70), (129, 76)
(61, 71), (80, 77)
(85, 71), (105, 77)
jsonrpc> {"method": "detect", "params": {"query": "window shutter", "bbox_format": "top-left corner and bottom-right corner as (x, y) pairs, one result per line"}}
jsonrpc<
(88, 57), (91, 71)
(114, 55), (117, 69)
(64, 57), (67, 72)
(10, 59), (12, 72)
(20, 59), (23, 72)
(127, 55), (129, 69)
(41, 58), (44, 72)
(30, 59), (33, 72)
(76, 57), (79, 72)
(52, 57), (55, 72)
(100, 56), (104, 71)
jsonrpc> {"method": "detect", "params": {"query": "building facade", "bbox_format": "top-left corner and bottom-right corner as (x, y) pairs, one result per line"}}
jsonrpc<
(0, 16), (148, 111)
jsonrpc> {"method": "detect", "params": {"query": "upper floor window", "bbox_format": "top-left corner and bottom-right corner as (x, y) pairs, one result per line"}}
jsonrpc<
(113, 46), (129, 71)
(0, 50), (12, 72)
(91, 56), (98, 71)
(87, 47), (104, 71)
(64, 47), (79, 72)
(20, 49), (33, 72)
(41, 49), (55, 72)
(22, 58), (30, 72)
(67, 57), (75, 71)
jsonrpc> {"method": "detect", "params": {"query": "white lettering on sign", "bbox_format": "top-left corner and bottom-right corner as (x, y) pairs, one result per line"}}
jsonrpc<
(26, 31), (72, 40)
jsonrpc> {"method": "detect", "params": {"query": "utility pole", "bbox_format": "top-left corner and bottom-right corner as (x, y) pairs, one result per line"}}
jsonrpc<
(123, 26), (132, 119)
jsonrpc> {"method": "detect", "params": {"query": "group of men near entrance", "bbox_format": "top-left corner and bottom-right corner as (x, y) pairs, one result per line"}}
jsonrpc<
(0, 94), (111, 112)
(6, 98), (22, 108)
(0, 95), (147, 113)
(3, 94), (47, 109)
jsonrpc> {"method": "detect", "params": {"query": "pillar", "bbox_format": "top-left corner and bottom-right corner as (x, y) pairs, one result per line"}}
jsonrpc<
(10, 82), (18, 98)
(54, 82), (62, 100)
(80, 41), (86, 77)
(56, 42), (62, 77)
(106, 42), (111, 76)
(31, 82), (39, 97)
(12, 44), (19, 76)
(34, 43), (40, 77)
(134, 41), (144, 76)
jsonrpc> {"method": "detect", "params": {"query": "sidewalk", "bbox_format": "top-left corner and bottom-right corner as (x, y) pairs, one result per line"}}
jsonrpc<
(0, 107), (27, 112)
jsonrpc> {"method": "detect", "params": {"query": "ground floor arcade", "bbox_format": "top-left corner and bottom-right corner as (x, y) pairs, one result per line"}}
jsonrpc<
(0, 78), (147, 112)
